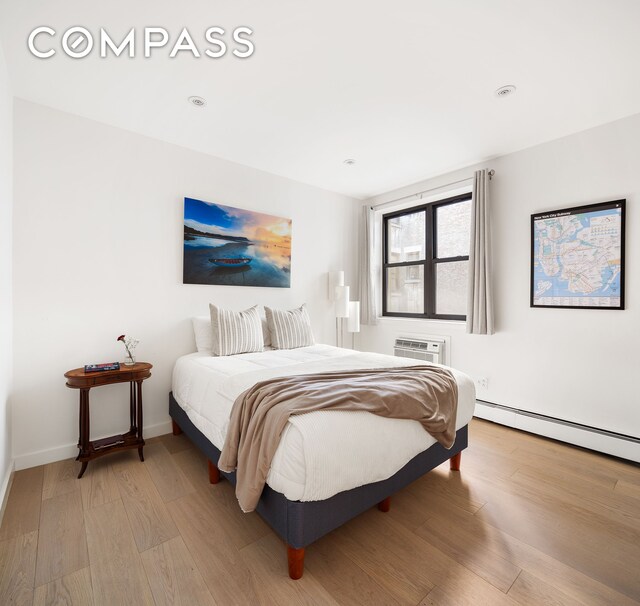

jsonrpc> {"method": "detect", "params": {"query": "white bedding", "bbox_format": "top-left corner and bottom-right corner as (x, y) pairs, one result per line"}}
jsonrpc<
(172, 344), (475, 502)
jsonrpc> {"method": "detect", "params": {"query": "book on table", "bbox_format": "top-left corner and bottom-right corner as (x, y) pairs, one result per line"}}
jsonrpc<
(84, 362), (121, 373)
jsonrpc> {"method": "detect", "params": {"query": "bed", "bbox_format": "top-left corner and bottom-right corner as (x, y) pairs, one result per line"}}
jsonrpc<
(169, 344), (475, 579)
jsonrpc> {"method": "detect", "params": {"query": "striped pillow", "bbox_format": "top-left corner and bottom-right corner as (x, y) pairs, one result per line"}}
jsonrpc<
(265, 304), (315, 350)
(209, 304), (264, 356)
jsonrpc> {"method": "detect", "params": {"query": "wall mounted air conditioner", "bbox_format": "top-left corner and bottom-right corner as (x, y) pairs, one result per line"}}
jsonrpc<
(394, 337), (446, 365)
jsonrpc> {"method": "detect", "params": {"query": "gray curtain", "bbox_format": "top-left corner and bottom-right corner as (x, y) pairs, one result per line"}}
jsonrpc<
(466, 169), (494, 334)
(358, 205), (378, 325)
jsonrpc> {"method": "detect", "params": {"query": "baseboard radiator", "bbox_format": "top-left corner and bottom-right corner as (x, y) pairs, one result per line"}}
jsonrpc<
(394, 337), (445, 365)
(475, 399), (640, 463)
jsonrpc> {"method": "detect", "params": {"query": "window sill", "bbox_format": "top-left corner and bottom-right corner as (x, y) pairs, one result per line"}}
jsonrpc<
(376, 316), (466, 328)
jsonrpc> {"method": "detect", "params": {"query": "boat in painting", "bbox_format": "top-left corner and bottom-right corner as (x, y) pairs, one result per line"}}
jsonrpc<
(209, 257), (252, 267)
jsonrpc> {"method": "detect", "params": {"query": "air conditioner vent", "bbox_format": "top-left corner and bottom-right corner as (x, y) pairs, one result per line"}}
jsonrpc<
(394, 337), (445, 365)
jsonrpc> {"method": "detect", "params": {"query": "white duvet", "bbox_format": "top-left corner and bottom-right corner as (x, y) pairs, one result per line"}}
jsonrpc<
(172, 344), (475, 502)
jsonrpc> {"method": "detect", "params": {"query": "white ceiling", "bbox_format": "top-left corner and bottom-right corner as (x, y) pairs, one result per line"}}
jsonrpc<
(1, 0), (640, 199)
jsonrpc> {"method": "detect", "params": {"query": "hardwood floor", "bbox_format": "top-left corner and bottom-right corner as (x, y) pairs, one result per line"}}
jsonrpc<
(1, 419), (639, 605)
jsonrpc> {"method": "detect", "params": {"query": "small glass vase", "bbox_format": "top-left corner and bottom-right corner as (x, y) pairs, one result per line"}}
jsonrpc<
(124, 352), (136, 366)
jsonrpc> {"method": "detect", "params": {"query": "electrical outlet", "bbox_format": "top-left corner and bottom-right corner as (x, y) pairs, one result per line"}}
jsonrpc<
(477, 377), (488, 389)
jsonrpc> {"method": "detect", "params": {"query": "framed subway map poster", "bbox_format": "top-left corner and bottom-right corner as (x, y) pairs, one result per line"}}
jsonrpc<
(531, 199), (625, 309)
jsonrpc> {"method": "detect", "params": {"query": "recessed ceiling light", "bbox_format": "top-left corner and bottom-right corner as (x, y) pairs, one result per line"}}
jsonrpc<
(343, 158), (356, 166)
(495, 85), (516, 98)
(188, 95), (207, 107)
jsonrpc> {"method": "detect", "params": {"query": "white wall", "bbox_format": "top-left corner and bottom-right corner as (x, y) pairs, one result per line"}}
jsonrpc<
(12, 100), (358, 468)
(0, 40), (13, 501)
(359, 112), (640, 442)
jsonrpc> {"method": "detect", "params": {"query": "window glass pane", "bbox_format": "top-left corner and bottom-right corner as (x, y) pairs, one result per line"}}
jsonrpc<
(436, 200), (471, 258)
(386, 265), (424, 314)
(436, 261), (468, 316)
(386, 211), (426, 263)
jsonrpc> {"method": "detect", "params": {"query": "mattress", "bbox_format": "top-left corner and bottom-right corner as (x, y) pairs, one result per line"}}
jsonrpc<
(172, 344), (475, 502)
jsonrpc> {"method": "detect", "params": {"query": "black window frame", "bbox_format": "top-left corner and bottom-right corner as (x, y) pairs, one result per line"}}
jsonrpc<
(382, 193), (471, 321)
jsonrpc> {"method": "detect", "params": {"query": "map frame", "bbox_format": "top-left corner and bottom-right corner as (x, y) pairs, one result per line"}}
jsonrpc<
(530, 199), (625, 310)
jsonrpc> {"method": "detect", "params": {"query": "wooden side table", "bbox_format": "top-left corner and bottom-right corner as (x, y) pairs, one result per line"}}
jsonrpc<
(64, 362), (152, 478)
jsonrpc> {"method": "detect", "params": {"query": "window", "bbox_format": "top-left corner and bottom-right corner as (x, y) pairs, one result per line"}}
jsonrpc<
(382, 193), (471, 320)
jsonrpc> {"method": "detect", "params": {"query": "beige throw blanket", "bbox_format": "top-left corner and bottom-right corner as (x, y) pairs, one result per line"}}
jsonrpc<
(218, 365), (458, 512)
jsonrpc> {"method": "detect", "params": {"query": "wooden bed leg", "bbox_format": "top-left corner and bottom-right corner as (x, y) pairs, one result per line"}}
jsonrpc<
(450, 452), (462, 471)
(287, 545), (305, 580)
(172, 419), (183, 436)
(208, 460), (220, 484)
(378, 496), (391, 512)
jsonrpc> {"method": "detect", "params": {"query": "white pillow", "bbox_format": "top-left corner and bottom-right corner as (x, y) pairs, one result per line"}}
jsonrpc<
(192, 314), (272, 352)
(261, 318), (272, 348)
(210, 304), (265, 356)
(192, 316), (213, 352)
(264, 304), (315, 350)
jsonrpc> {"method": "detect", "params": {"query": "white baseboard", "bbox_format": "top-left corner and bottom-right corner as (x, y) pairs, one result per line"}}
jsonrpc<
(13, 420), (173, 471)
(0, 459), (15, 527)
(474, 401), (640, 463)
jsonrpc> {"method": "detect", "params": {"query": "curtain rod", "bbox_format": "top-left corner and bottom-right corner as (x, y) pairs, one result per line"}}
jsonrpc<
(370, 169), (494, 211)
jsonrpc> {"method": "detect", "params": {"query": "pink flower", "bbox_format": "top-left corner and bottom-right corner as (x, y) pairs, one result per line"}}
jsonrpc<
(117, 334), (139, 361)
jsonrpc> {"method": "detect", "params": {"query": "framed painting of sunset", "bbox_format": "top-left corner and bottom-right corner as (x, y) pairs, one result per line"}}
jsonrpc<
(183, 197), (292, 287)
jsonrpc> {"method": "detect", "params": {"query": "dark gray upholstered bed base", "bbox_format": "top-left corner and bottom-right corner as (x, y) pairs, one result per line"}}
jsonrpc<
(169, 391), (468, 550)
